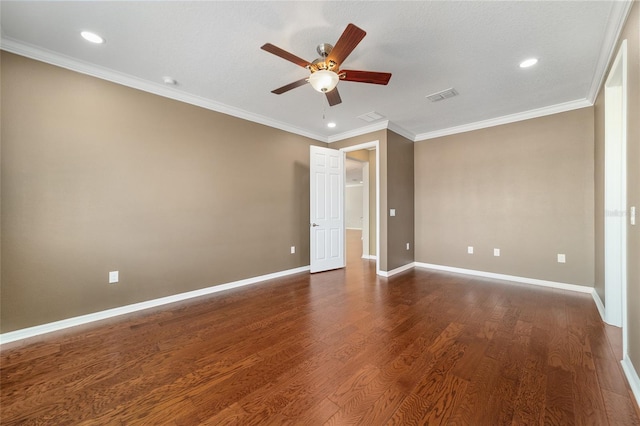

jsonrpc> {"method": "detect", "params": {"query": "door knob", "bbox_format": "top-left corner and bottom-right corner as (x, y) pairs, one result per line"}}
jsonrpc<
(311, 223), (320, 227)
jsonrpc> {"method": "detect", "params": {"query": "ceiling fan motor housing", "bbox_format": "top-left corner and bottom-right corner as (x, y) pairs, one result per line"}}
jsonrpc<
(316, 43), (333, 57)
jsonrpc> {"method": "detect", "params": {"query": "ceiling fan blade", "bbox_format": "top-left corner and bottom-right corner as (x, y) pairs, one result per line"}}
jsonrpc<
(341, 70), (392, 85)
(272, 78), (309, 95)
(261, 43), (311, 68)
(325, 88), (342, 106)
(327, 23), (366, 66)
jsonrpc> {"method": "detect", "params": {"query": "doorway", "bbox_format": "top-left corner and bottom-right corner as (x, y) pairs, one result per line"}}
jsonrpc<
(341, 141), (380, 275)
(345, 157), (369, 262)
(604, 40), (627, 353)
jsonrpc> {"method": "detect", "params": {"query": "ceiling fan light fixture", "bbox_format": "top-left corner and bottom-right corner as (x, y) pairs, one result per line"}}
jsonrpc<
(308, 70), (339, 93)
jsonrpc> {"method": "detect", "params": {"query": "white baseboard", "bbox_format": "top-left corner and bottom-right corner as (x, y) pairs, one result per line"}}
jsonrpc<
(0, 265), (310, 345)
(592, 289), (606, 321)
(362, 255), (377, 260)
(621, 355), (640, 408)
(379, 262), (416, 277)
(414, 262), (593, 294)
(346, 227), (363, 230)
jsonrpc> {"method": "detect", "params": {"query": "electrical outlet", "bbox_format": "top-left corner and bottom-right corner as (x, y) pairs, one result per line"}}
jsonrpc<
(557, 254), (566, 263)
(290, 246), (295, 254)
(109, 271), (119, 284)
(493, 248), (500, 257)
(467, 246), (474, 254)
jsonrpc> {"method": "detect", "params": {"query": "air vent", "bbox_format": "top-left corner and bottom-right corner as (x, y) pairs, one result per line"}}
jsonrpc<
(426, 88), (459, 102)
(357, 111), (385, 122)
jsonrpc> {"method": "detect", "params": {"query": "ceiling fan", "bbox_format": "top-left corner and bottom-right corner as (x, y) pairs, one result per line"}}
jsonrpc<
(261, 23), (392, 106)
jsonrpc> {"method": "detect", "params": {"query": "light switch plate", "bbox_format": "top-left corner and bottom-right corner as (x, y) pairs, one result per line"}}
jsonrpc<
(109, 271), (119, 284)
(557, 254), (566, 263)
(493, 248), (500, 257)
(390, 209), (396, 217)
(631, 206), (636, 225)
(467, 246), (474, 254)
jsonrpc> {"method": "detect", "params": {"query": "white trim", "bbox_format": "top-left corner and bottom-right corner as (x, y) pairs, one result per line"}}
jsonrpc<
(3, 34), (627, 147)
(346, 227), (362, 230)
(413, 99), (592, 141)
(414, 262), (593, 294)
(379, 262), (415, 277)
(587, 0), (634, 103)
(0, 265), (310, 345)
(328, 121), (389, 144)
(0, 38), (327, 143)
(387, 121), (416, 141)
(345, 184), (363, 188)
(362, 255), (377, 260)
(592, 289), (606, 321)
(621, 356), (640, 407)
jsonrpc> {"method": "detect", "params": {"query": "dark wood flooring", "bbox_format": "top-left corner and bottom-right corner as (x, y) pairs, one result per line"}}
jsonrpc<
(1, 230), (639, 424)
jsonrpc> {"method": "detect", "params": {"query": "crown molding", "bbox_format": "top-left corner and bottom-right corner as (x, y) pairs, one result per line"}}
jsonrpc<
(0, 38), (328, 143)
(587, 0), (634, 103)
(387, 121), (416, 141)
(413, 98), (593, 141)
(1, 37), (608, 146)
(327, 120), (389, 143)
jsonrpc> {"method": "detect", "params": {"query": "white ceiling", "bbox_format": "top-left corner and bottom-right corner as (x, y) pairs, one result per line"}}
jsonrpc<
(0, 1), (631, 143)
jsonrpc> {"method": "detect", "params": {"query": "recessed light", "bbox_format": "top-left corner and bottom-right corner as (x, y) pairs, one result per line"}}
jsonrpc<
(519, 58), (538, 68)
(81, 31), (105, 44)
(163, 76), (178, 85)
(327, 122), (336, 128)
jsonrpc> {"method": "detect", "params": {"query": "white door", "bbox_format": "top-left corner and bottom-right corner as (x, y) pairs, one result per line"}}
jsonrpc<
(310, 145), (345, 273)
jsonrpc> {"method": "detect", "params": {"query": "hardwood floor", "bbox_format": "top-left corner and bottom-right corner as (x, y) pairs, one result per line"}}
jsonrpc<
(2, 230), (639, 425)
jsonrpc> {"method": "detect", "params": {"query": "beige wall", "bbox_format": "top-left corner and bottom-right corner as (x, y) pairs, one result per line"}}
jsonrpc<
(387, 131), (415, 270)
(345, 185), (363, 229)
(594, 1), (640, 377)
(415, 108), (595, 286)
(1, 52), (323, 332)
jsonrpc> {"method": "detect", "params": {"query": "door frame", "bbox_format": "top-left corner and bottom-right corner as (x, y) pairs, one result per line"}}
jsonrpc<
(362, 162), (370, 259)
(340, 141), (380, 276)
(603, 39), (627, 353)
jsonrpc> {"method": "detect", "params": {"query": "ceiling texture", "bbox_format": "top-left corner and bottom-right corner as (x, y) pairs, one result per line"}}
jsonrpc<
(0, 1), (633, 143)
